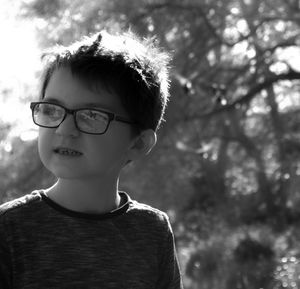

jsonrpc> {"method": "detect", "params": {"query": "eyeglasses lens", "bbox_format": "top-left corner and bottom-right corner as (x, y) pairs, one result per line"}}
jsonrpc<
(76, 110), (109, 134)
(34, 103), (64, 127)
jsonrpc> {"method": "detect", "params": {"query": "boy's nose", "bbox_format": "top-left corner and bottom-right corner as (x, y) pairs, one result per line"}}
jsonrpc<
(55, 114), (80, 137)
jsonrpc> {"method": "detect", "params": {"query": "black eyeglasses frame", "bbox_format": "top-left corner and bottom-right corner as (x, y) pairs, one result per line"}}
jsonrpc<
(30, 101), (137, 135)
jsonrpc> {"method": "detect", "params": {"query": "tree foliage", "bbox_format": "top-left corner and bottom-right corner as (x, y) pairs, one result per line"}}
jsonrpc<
(1, 0), (300, 288)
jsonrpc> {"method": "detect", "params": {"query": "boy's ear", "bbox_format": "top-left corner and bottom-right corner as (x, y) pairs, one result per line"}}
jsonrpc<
(129, 129), (157, 159)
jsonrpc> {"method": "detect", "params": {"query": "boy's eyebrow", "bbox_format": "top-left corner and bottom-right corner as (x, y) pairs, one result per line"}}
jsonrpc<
(43, 97), (112, 110)
(43, 97), (63, 105)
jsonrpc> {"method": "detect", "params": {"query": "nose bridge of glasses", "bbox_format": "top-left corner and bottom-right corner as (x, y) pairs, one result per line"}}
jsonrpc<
(57, 107), (79, 131)
(61, 107), (80, 124)
(64, 107), (77, 116)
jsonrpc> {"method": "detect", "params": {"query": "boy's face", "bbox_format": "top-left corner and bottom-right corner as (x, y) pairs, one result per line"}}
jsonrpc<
(38, 67), (136, 181)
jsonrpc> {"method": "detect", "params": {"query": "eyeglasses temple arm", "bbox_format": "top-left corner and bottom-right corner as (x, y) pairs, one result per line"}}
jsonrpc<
(114, 115), (137, 125)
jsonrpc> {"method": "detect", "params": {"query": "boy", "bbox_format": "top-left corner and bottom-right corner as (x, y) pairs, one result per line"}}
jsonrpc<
(0, 30), (183, 288)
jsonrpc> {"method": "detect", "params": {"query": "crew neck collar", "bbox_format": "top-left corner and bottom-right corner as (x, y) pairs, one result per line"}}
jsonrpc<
(39, 190), (131, 220)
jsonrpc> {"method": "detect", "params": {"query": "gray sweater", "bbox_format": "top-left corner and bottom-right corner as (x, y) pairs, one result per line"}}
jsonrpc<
(0, 191), (183, 289)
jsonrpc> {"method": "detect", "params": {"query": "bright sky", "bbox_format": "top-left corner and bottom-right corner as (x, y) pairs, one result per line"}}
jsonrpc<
(0, 0), (41, 144)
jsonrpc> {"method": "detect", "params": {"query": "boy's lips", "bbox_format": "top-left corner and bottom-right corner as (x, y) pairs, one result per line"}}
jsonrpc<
(53, 146), (83, 156)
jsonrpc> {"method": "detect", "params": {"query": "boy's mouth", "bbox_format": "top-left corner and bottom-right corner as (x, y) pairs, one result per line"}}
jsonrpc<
(53, 147), (83, 156)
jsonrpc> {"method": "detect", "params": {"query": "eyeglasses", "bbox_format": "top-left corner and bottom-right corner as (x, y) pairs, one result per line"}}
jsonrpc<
(30, 102), (136, 135)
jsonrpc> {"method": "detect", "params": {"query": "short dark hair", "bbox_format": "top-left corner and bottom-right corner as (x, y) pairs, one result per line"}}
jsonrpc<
(40, 30), (171, 132)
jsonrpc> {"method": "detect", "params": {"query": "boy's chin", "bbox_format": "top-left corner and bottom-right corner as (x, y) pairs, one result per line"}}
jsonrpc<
(47, 167), (115, 181)
(46, 166), (89, 180)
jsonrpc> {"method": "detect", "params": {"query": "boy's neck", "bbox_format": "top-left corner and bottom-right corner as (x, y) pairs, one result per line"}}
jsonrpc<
(44, 178), (121, 215)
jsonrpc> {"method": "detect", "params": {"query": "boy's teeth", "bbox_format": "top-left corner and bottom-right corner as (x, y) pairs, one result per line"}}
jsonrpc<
(55, 148), (82, 155)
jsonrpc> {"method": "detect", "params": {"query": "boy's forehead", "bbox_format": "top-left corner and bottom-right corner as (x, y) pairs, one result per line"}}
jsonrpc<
(47, 67), (108, 92)
(44, 67), (126, 113)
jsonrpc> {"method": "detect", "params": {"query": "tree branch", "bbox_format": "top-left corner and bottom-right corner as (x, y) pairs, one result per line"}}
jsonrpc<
(192, 69), (300, 119)
(130, 2), (235, 46)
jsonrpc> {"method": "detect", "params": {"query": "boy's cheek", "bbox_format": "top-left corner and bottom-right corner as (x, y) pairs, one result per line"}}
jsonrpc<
(38, 140), (49, 167)
(38, 130), (53, 162)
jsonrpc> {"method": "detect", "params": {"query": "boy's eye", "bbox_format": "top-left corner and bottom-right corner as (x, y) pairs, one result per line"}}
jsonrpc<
(40, 104), (62, 118)
(80, 110), (108, 122)
(41, 105), (56, 115)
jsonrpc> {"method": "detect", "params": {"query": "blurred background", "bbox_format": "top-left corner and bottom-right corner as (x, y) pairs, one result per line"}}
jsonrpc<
(1, 0), (300, 288)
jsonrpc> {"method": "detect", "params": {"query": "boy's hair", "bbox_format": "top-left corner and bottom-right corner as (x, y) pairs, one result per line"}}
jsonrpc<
(40, 30), (171, 132)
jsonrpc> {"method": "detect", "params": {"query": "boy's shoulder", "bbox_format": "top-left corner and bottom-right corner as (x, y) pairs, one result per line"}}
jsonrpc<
(0, 191), (42, 218)
(126, 196), (171, 230)
(129, 199), (168, 218)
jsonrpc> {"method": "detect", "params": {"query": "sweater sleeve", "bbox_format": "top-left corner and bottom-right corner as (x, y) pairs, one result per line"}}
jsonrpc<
(156, 214), (184, 289)
(0, 216), (12, 289)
